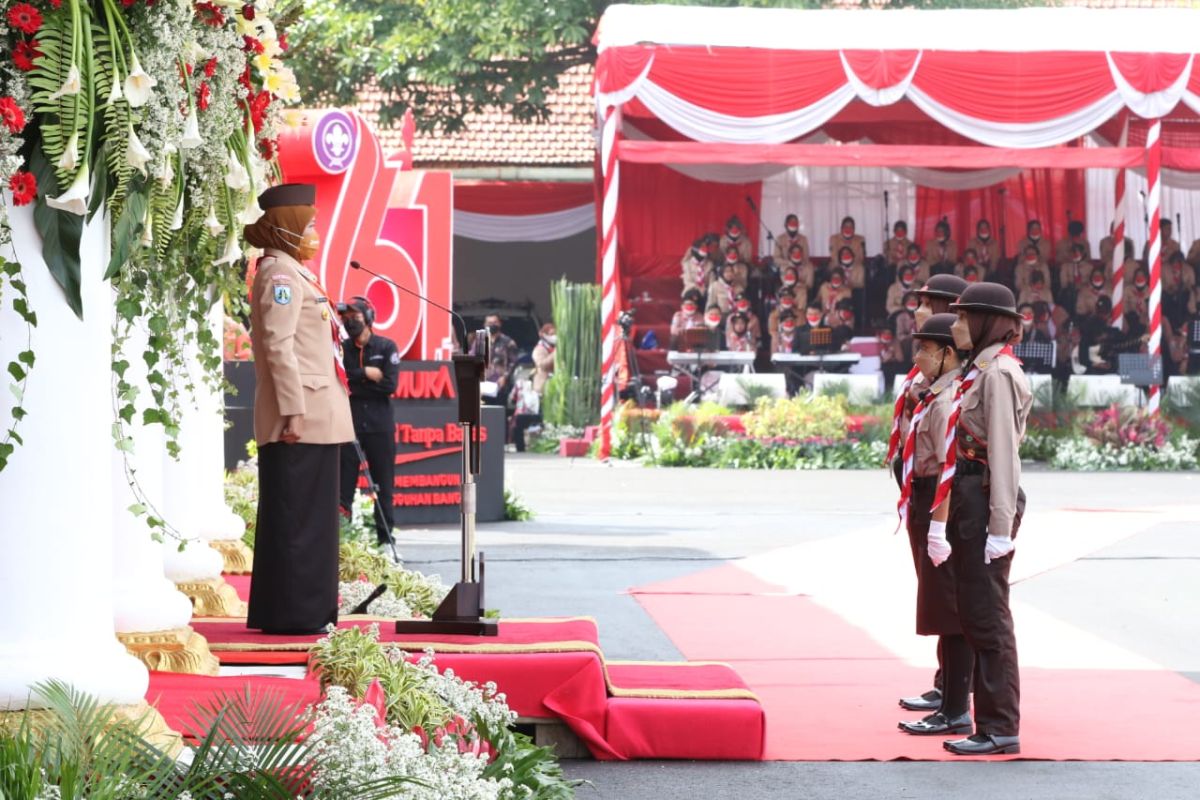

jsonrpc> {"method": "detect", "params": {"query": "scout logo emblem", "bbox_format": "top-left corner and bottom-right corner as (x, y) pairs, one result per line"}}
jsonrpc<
(274, 285), (292, 305)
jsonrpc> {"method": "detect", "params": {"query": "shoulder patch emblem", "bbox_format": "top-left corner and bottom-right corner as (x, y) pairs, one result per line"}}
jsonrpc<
(273, 285), (292, 305)
(390, 351), (401, 365)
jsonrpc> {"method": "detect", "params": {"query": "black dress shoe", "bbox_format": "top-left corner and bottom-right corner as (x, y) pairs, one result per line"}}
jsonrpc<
(898, 688), (942, 711)
(944, 734), (1020, 755)
(897, 711), (973, 736)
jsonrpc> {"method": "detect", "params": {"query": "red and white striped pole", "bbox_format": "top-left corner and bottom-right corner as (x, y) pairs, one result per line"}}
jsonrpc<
(1145, 118), (1163, 416)
(598, 104), (622, 459)
(1110, 167), (1127, 329)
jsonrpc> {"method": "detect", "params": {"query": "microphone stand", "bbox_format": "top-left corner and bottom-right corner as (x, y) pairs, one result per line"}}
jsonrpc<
(998, 187), (1009, 262)
(883, 190), (890, 258)
(743, 195), (778, 265)
(347, 261), (496, 636)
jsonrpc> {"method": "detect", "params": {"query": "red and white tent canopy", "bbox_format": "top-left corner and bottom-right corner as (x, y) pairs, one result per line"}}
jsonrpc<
(591, 4), (1200, 454)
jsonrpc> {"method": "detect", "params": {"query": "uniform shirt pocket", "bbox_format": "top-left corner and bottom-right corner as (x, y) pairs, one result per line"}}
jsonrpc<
(301, 373), (331, 390)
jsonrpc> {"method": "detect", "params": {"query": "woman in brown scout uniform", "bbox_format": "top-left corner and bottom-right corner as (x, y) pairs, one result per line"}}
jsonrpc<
(895, 314), (972, 737)
(891, 273), (968, 714)
(940, 282), (1032, 756)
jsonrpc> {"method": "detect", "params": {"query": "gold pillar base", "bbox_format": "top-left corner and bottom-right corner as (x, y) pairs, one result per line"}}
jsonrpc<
(176, 577), (247, 618)
(210, 538), (253, 574)
(117, 626), (220, 676)
(0, 701), (182, 758)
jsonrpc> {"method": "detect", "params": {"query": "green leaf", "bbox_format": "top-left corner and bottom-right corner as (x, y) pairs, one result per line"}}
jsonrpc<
(105, 188), (147, 280)
(127, 503), (147, 516)
(30, 147), (84, 319)
(7, 363), (26, 382)
(17, 351), (34, 368)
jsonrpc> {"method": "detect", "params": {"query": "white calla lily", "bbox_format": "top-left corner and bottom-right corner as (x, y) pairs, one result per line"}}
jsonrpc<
(46, 165), (91, 216)
(237, 200), (265, 226)
(108, 69), (123, 104)
(140, 202), (155, 248)
(155, 155), (175, 189)
(180, 108), (202, 149)
(170, 193), (185, 231)
(57, 133), (80, 172)
(204, 206), (225, 237)
(214, 234), (243, 266)
(126, 126), (152, 175)
(49, 65), (82, 100)
(224, 150), (250, 191)
(124, 53), (158, 108)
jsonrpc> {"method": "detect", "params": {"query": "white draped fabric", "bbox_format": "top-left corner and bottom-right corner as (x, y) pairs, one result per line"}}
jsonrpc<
(453, 206), (595, 242)
(1086, 168), (1200, 258)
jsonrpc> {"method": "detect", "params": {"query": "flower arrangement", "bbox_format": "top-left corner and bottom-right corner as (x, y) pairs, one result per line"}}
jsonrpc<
(310, 625), (579, 799)
(0, 0), (300, 475)
(1083, 404), (1169, 450)
(338, 541), (449, 620)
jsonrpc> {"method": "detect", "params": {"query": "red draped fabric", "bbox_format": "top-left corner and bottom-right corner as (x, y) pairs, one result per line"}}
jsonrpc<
(616, 163), (762, 288)
(454, 181), (594, 214)
(915, 169), (1086, 261)
(842, 50), (919, 90)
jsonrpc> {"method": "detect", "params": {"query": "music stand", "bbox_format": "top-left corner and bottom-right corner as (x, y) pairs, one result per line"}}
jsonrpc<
(1117, 353), (1163, 408)
(681, 327), (720, 353)
(1013, 341), (1056, 373)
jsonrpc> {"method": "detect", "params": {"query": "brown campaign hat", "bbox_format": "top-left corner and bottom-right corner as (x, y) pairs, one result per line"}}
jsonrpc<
(915, 273), (968, 301)
(257, 183), (316, 209)
(949, 282), (1023, 320)
(912, 313), (957, 345)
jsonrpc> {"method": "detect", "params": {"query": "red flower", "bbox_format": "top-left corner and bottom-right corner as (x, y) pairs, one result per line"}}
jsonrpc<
(0, 97), (26, 133)
(242, 35), (264, 54)
(8, 170), (37, 206)
(197, 81), (211, 111)
(238, 64), (252, 90)
(241, 3), (255, 20)
(278, 32), (288, 51)
(47, 0), (62, 7)
(121, 0), (136, 6)
(13, 40), (40, 71)
(258, 137), (276, 160)
(194, 1), (224, 27)
(203, 56), (218, 77)
(248, 89), (270, 132)
(6, 3), (43, 34)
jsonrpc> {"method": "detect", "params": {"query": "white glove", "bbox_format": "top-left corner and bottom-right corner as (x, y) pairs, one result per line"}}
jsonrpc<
(926, 520), (952, 567)
(984, 534), (1015, 565)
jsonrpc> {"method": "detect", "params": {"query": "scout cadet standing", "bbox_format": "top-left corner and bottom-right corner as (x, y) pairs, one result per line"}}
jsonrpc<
(681, 237), (713, 295)
(940, 282), (1032, 756)
(245, 183), (354, 634)
(774, 214), (810, 266)
(1016, 219), (1051, 265)
(891, 273), (967, 712)
(895, 314), (972, 737)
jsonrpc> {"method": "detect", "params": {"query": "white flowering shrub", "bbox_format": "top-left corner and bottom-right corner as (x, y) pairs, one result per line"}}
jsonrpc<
(339, 580), (415, 619)
(1050, 436), (1200, 471)
(309, 687), (511, 800)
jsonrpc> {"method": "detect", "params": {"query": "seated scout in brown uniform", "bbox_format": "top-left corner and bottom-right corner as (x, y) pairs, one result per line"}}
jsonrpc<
(833, 245), (866, 291)
(896, 314), (971, 738)
(887, 221), (913, 269)
(1016, 219), (1051, 265)
(726, 312), (757, 353)
(246, 183), (354, 635)
(886, 264), (921, 317)
(730, 292), (762, 342)
(774, 214), (810, 267)
(1074, 267), (1110, 320)
(1013, 245), (1048, 295)
(1125, 266), (1152, 327)
(670, 289), (706, 349)
(923, 219), (958, 272)
(1143, 218), (1180, 265)
(1055, 243), (1089, 307)
(828, 216), (867, 287)
(1099, 225), (1134, 279)
(782, 242), (814, 300)
(681, 237), (713, 295)
(707, 262), (739, 315)
(720, 215), (753, 265)
(818, 266), (852, 317)
(1055, 219), (1091, 265)
(767, 287), (798, 336)
(720, 245), (750, 292)
(772, 310), (798, 355)
(956, 248), (987, 282)
(902, 242), (931, 284)
(966, 219), (999, 273)
(943, 283), (1032, 756)
(1017, 270), (1054, 309)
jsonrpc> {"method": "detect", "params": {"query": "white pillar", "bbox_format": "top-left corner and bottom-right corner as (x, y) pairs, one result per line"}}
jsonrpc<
(0, 206), (147, 709)
(111, 323), (218, 675)
(160, 302), (246, 615)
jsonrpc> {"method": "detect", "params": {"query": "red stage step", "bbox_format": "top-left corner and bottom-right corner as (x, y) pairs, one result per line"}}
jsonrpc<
(146, 671), (323, 738)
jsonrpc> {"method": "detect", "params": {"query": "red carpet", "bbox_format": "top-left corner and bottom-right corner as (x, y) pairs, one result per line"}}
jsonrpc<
(186, 614), (763, 761)
(632, 565), (1200, 761)
(145, 671), (323, 738)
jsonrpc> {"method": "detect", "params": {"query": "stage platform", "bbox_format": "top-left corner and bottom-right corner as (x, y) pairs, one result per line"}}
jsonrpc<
(181, 576), (765, 761)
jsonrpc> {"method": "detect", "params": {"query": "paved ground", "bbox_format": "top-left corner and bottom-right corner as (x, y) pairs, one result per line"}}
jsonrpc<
(395, 455), (1200, 798)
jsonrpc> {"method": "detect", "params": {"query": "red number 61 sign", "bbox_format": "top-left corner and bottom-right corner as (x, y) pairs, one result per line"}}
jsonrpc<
(275, 109), (454, 360)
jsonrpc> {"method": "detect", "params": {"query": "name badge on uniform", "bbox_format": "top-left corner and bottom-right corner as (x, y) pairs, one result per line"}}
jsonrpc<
(274, 285), (292, 305)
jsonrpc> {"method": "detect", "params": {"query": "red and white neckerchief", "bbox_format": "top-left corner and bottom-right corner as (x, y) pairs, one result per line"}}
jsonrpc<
(886, 365), (922, 464)
(930, 345), (1016, 513)
(298, 267), (350, 393)
(895, 389), (932, 532)
(695, 260), (707, 285)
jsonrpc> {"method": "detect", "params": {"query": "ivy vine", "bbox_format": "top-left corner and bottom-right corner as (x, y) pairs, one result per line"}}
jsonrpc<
(0, 248), (36, 473)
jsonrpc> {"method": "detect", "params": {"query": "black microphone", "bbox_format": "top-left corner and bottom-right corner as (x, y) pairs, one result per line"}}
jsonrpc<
(349, 260), (469, 348)
(349, 583), (389, 615)
(745, 195), (758, 212)
(883, 190), (889, 204)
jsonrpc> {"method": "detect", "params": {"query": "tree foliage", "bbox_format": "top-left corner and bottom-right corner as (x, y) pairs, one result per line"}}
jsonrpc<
(286, 0), (1060, 134)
